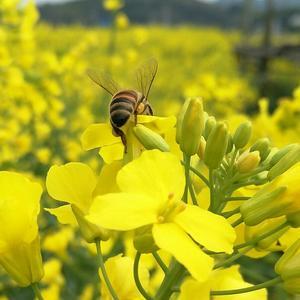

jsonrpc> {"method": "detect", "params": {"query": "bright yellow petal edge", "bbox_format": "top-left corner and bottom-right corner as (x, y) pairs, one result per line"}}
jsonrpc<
(46, 162), (97, 213)
(0, 172), (44, 287)
(152, 223), (214, 282)
(175, 205), (236, 254)
(81, 123), (120, 150)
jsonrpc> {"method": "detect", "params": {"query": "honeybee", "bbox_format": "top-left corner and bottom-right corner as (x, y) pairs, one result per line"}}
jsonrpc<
(87, 58), (158, 150)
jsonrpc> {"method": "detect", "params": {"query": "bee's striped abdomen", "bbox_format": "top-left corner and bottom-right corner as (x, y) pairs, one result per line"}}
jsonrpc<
(110, 90), (138, 127)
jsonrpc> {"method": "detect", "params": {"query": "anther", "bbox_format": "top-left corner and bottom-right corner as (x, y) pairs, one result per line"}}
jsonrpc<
(168, 192), (174, 200)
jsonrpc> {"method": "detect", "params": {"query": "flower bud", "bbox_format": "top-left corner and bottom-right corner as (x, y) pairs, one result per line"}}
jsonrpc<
(133, 124), (170, 152)
(197, 136), (206, 160)
(269, 144), (299, 167)
(204, 122), (229, 169)
(236, 150), (261, 173)
(275, 239), (300, 294)
(287, 212), (300, 228)
(272, 163), (300, 227)
(176, 99), (190, 144)
(203, 116), (216, 140)
(72, 205), (110, 243)
(268, 144), (300, 181)
(226, 135), (233, 154)
(240, 186), (287, 226)
(133, 226), (158, 253)
(233, 121), (252, 149)
(0, 237), (44, 287)
(250, 138), (271, 161)
(245, 218), (288, 251)
(177, 97), (205, 156)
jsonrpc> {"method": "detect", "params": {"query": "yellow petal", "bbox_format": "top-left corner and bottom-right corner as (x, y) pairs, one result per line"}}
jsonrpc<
(81, 123), (119, 150)
(93, 160), (123, 197)
(137, 115), (176, 134)
(46, 162), (97, 213)
(211, 266), (267, 300)
(99, 143), (124, 164)
(279, 228), (300, 249)
(179, 277), (210, 300)
(45, 205), (77, 226)
(175, 205), (236, 254)
(117, 150), (185, 203)
(0, 172), (42, 249)
(87, 193), (159, 231)
(152, 223), (213, 282)
(100, 254), (149, 300)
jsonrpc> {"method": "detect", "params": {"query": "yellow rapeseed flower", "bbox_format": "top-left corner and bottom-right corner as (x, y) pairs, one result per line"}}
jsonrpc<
(179, 266), (267, 300)
(87, 150), (236, 282)
(103, 0), (124, 11)
(0, 172), (44, 287)
(46, 162), (110, 242)
(100, 255), (149, 300)
(115, 12), (129, 29)
(81, 115), (176, 163)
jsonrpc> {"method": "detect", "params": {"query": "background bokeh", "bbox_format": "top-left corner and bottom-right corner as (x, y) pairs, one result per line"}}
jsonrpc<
(0, 0), (300, 299)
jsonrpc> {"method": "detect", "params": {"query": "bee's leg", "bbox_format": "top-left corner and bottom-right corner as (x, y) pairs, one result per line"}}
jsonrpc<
(144, 104), (154, 116)
(134, 112), (137, 125)
(112, 126), (127, 153)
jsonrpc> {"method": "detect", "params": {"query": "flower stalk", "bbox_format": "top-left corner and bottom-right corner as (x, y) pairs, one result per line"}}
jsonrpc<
(95, 239), (119, 300)
(134, 252), (153, 300)
(211, 276), (282, 296)
(234, 222), (289, 250)
(31, 283), (44, 300)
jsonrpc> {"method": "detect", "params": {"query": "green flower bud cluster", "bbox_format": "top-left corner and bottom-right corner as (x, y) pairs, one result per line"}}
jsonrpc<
(239, 144), (300, 227)
(100, 98), (300, 299)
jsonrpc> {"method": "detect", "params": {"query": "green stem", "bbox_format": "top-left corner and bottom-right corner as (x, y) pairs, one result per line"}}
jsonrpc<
(208, 169), (216, 212)
(95, 240), (119, 300)
(155, 262), (184, 300)
(211, 276), (282, 296)
(231, 217), (243, 227)
(222, 207), (240, 218)
(228, 148), (238, 176)
(214, 246), (252, 269)
(234, 222), (289, 250)
(188, 165), (210, 187)
(187, 174), (198, 205)
(224, 196), (250, 201)
(228, 165), (269, 186)
(134, 252), (153, 300)
(31, 282), (44, 300)
(183, 155), (191, 203)
(228, 177), (268, 193)
(152, 252), (168, 275)
(183, 155), (198, 205)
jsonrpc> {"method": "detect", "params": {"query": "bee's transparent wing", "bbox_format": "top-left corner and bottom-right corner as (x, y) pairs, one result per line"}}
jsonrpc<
(87, 68), (121, 96)
(135, 58), (158, 99)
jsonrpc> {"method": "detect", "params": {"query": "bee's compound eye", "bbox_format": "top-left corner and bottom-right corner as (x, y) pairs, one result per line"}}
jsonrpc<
(137, 103), (145, 114)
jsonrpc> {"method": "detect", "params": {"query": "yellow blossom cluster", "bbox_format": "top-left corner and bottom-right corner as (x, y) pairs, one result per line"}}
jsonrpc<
(0, 1), (300, 300)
